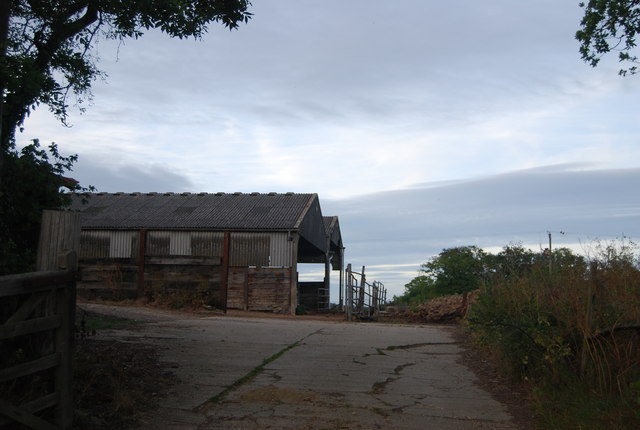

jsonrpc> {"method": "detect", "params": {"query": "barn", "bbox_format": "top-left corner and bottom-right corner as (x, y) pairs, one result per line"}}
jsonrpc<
(70, 192), (343, 314)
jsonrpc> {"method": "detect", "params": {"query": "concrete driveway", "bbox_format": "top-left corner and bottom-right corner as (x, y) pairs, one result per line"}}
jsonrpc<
(84, 304), (520, 430)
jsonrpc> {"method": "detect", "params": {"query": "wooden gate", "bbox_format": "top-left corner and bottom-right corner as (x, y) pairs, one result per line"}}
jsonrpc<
(0, 255), (78, 429)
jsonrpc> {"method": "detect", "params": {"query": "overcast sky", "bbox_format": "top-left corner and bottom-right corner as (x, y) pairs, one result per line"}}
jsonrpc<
(19, 1), (640, 298)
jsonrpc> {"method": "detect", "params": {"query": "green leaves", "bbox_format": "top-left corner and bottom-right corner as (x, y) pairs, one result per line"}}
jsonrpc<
(0, 139), (93, 274)
(1, 0), (253, 148)
(577, 0), (640, 76)
(0, 1), (252, 273)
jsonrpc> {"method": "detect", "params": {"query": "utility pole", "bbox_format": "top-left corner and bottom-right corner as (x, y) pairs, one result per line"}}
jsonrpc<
(547, 231), (565, 273)
(548, 231), (552, 273)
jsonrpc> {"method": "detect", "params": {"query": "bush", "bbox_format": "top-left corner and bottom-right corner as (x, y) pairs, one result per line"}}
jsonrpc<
(468, 239), (640, 429)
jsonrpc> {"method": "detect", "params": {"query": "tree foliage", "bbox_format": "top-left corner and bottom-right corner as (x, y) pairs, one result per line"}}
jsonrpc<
(395, 246), (487, 304)
(395, 244), (586, 305)
(0, 0), (253, 151)
(0, 140), (89, 274)
(576, 0), (640, 75)
(420, 246), (487, 296)
(485, 243), (539, 281)
(0, 0), (252, 274)
(396, 275), (434, 304)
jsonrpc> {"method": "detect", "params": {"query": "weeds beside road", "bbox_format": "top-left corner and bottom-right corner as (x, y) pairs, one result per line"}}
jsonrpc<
(73, 311), (176, 430)
(467, 240), (640, 429)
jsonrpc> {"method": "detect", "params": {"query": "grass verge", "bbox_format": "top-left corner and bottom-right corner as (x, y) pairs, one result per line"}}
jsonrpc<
(74, 339), (177, 429)
(77, 309), (145, 333)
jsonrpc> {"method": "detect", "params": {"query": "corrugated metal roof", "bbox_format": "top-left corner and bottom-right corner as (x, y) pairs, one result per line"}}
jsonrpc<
(323, 216), (342, 248)
(323, 216), (337, 235)
(70, 192), (318, 230)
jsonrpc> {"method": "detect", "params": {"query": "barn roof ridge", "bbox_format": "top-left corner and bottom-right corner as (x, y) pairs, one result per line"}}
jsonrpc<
(77, 191), (306, 197)
(69, 191), (322, 231)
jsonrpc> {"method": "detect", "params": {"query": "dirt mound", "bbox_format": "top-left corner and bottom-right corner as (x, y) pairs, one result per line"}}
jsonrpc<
(385, 290), (480, 324)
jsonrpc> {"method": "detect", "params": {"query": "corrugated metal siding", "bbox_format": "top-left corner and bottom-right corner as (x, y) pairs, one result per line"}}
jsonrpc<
(191, 231), (224, 257)
(110, 231), (136, 258)
(169, 231), (191, 256)
(269, 232), (294, 266)
(146, 231), (170, 256)
(80, 231), (137, 258)
(229, 232), (293, 267)
(230, 232), (269, 266)
(80, 231), (109, 258)
(146, 231), (224, 257)
(81, 230), (293, 265)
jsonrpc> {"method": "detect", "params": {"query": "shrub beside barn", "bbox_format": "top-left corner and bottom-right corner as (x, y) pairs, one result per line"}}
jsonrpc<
(70, 192), (343, 314)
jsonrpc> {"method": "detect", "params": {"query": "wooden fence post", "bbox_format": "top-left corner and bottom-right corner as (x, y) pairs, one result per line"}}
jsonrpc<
(56, 251), (76, 428)
(372, 281), (379, 316)
(357, 266), (366, 315)
(220, 232), (230, 313)
(346, 264), (353, 321)
(36, 210), (81, 271)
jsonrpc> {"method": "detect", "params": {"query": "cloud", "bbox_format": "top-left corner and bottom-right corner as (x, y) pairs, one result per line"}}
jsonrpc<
(12, 0), (640, 304)
(70, 156), (195, 193)
(323, 165), (640, 296)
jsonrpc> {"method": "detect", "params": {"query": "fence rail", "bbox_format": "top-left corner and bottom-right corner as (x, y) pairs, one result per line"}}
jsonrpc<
(345, 264), (387, 321)
(0, 253), (78, 430)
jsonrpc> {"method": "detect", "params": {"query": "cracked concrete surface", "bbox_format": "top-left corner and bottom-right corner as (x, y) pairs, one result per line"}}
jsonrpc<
(84, 304), (520, 429)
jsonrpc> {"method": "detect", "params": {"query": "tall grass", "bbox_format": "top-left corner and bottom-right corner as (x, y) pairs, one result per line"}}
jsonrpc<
(468, 239), (640, 429)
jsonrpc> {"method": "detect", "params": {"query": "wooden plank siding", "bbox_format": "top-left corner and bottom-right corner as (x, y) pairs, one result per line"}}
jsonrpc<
(226, 267), (247, 310)
(246, 268), (291, 312)
(226, 267), (292, 312)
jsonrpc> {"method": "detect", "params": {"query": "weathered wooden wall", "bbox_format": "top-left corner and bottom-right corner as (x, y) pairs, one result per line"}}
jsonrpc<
(144, 257), (222, 307)
(77, 229), (297, 313)
(78, 256), (222, 305)
(226, 267), (292, 313)
(78, 255), (292, 312)
(78, 258), (139, 299)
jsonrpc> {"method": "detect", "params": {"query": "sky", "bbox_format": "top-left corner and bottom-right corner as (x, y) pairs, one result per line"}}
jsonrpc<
(18, 1), (640, 300)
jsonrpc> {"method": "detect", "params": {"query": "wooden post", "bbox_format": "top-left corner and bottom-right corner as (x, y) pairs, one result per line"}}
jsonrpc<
(339, 247), (344, 310)
(220, 232), (230, 313)
(323, 252), (331, 310)
(346, 264), (353, 321)
(548, 231), (553, 273)
(290, 232), (299, 316)
(243, 270), (249, 311)
(36, 210), (81, 271)
(372, 280), (379, 315)
(55, 254), (76, 429)
(357, 266), (366, 315)
(137, 229), (147, 297)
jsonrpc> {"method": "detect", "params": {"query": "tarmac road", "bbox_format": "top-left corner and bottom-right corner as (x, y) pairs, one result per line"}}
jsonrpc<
(82, 304), (520, 430)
